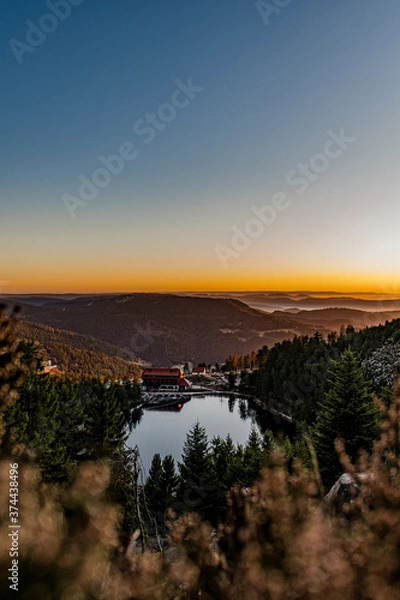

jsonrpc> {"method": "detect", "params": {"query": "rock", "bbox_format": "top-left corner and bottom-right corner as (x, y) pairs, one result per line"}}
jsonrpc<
(324, 473), (367, 516)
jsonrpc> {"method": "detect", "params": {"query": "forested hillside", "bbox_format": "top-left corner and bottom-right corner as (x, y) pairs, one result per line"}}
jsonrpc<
(9, 294), (400, 366)
(12, 294), (304, 364)
(239, 319), (400, 423)
(16, 321), (143, 379)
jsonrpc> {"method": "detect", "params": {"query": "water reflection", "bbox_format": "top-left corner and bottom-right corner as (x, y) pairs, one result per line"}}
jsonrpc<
(131, 408), (144, 429)
(238, 398), (248, 420)
(145, 403), (186, 413)
(126, 394), (293, 474)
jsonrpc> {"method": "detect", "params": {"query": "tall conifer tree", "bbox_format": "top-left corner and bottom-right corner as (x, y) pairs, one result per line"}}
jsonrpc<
(178, 421), (218, 522)
(314, 350), (379, 488)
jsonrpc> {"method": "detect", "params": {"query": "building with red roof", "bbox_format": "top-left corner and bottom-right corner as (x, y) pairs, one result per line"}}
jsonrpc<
(178, 377), (191, 390)
(141, 367), (183, 389)
(192, 366), (207, 375)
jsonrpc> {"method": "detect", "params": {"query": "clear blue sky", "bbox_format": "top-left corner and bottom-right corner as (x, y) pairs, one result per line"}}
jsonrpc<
(1, 0), (400, 292)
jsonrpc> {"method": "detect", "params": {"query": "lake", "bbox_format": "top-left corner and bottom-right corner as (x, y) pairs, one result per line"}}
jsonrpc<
(126, 394), (281, 475)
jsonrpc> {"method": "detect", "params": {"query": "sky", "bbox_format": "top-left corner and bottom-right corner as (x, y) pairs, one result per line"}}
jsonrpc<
(1, 0), (400, 294)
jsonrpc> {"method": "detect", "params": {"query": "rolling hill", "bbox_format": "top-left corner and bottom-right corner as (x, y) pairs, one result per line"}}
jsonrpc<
(4, 294), (400, 366)
(9, 294), (306, 364)
(16, 321), (143, 379)
(271, 307), (400, 332)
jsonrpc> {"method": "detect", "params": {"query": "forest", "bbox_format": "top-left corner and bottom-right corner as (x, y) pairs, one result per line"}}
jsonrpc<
(232, 319), (400, 423)
(17, 320), (143, 380)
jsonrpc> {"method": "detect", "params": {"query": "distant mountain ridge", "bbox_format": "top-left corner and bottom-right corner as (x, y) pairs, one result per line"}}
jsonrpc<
(229, 293), (400, 313)
(271, 307), (400, 332)
(10, 294), (305, 364)
(5, 293), (400, 365)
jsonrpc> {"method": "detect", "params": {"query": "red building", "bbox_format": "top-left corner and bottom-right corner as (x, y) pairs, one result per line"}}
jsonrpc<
(178, 377), (191, 390)
(141, 367), (183, 389)
(192, 366), (206, 375)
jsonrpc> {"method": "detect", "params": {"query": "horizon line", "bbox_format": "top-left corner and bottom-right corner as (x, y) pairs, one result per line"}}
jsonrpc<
(0, 290), (397, 297)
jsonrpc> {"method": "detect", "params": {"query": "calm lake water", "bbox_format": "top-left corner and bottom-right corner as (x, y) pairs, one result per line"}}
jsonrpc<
(127, 395), (274, 474)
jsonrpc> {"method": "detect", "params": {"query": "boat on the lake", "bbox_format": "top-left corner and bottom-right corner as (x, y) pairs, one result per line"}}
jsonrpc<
(145, 394), (190, 409)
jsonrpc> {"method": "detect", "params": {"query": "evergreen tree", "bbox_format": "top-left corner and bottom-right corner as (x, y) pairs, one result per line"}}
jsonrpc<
(57, 380), (86, 461)
(211, 435), (234, 505)
(211, 436), (230, 484)
(263, 429), (277, 454)
(83, 381), (127, 459)
(108, 446), (138, 536)
(160, 454), (178, 506)
(0, 305), (25, 415)
(314, 350), (379, 488)
(2, 335), (70, 481)
(5, 372), (69, 481)
(144, 453), (179, 531)
(112, 380), (141, 421)
(18, 339), (44, 373)
(230, 443), (246, 485)
(145, 453), (164, 514)
(143, 453), (178, 536)
(243, 427), (264, 486)
(228, 372), (236, 390)
(178, 421), (218, 523)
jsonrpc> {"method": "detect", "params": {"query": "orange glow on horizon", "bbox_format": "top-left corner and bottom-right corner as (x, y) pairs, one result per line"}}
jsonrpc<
(2, 269), (399, 296)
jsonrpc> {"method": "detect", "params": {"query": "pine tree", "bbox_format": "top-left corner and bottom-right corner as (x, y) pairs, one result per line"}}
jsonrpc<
(0, 306), (25, 416)
(57, 380), (85, 461)
(211, 435), (233, 504)
(243, 427), (264, 486)
(108, 446), (138, 536)
(178, 421), (218, 522)
(228, 372), (236, 390)
(83, 381), (127, 459)
(314, 350), (379, 488)
(5, 372), (70, 481)
(160, 455), (178, 506)
(112, 380), (141, 421)
(145, 453), (164, 514)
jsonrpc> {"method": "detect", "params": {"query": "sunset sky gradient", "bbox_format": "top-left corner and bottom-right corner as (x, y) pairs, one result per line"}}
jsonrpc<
(1, 0), (400, 294)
